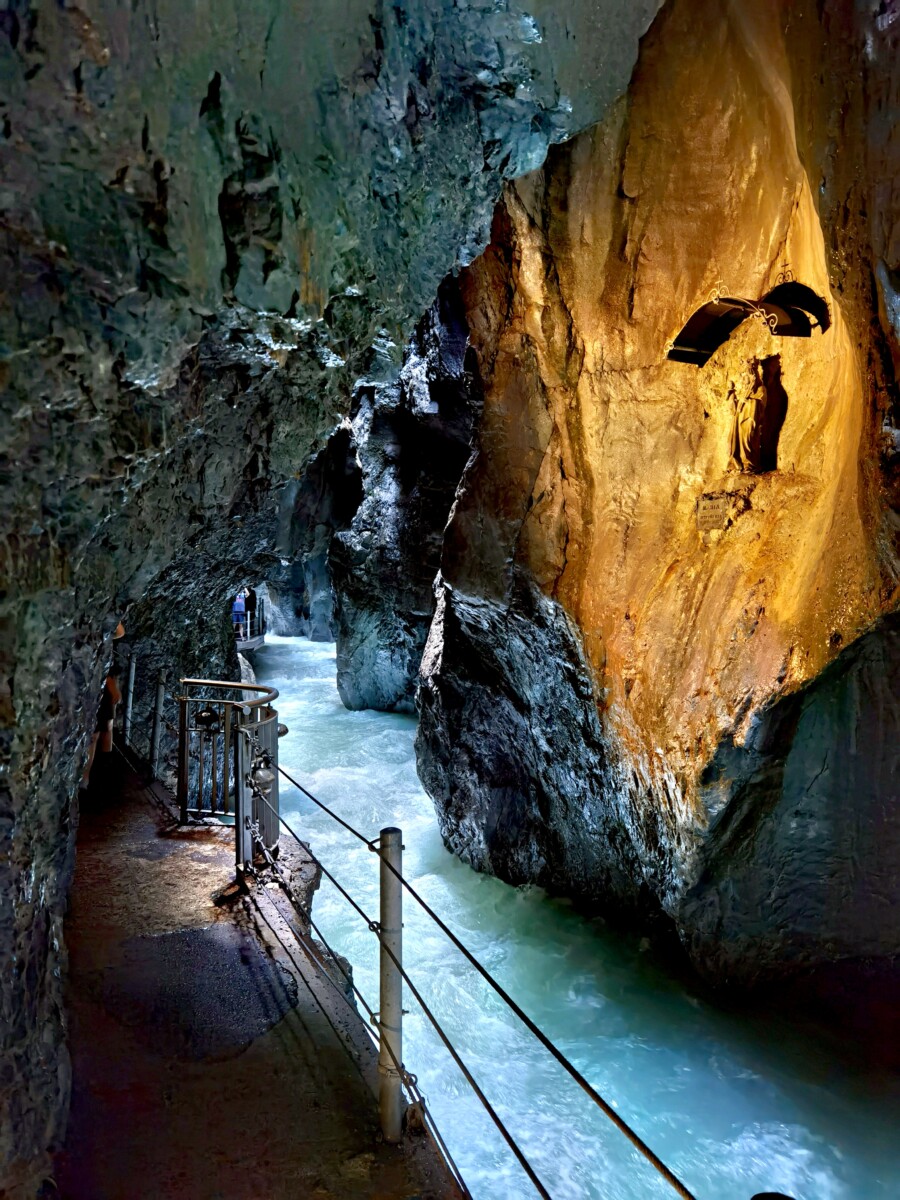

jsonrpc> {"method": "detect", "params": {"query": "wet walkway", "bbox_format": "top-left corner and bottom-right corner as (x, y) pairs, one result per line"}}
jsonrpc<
(55, 755), (461, 1200)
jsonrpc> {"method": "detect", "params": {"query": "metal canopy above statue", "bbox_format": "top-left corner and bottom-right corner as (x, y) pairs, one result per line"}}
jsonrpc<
(667, 281), (830, 367)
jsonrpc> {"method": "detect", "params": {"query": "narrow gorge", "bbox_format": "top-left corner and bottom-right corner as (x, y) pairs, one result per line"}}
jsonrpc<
(1, 0), (897, 1195)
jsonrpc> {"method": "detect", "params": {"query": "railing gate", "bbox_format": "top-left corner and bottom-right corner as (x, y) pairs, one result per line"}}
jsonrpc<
(174, 678), (281, 867)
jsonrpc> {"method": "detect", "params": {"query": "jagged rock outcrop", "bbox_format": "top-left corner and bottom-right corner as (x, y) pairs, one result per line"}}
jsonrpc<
(417, 0), (900, 980)
(681, 612), (900, 982)
(260, 571), (311, 637)
(2, 1), (665, 1189)
(417, 572), (665, 916)
(331, 278), (481, 711)
(269, 425), (364, 641)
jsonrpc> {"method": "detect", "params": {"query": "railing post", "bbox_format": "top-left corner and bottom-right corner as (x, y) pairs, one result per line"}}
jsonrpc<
(235, 725), (253, 872)
(259, 706), (279, 850)
(177, 695), (189, 823)
(150, 670), (166, 779)
(234, 722), (243, 869)
(123, 649), (136, 743)
(222, 703), (232, 815)
(378, 826), (404, 1143)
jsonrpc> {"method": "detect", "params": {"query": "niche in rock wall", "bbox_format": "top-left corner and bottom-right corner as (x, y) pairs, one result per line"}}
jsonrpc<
(727, 354), (789, 474)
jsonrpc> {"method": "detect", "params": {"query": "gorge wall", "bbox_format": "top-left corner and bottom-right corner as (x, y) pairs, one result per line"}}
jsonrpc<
(330, 277), (482, 712)
(417, 0), (900, 981)
(1, 1), (663, 1192)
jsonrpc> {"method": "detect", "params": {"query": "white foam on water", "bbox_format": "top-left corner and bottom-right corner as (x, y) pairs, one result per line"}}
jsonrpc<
(256, 635), (900, 1200)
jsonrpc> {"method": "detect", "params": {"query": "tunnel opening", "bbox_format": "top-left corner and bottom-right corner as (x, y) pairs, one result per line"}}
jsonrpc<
(265, 426), (364, 642)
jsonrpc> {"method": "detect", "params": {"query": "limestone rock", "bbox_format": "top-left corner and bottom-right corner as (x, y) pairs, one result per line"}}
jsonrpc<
(270, 425), (364, 641)
(416, 573), (664, 917)
(681, 612), (900, 983)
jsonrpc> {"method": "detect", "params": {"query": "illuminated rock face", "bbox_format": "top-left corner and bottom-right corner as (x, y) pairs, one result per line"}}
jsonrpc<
(418, 0), (900, 978)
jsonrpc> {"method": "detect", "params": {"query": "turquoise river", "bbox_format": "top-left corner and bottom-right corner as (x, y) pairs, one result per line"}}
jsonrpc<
(253, 635), (899, 1200)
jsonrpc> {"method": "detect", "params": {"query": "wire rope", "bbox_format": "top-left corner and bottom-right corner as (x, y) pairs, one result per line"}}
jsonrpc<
(261, 746), (697, 1200)
(276, 762), (373, 846)
(135, 708), (697, 1200)
(245, 787), (553, 1200)
(245, 839), (472, 1199)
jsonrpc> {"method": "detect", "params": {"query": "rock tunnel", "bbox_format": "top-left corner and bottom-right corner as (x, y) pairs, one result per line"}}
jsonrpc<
(1, 0), (898, 1193)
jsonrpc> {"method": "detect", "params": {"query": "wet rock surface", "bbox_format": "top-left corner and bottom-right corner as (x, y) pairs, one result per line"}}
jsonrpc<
(681, 612), (900, 982)
(332, 278), (482, 712)
(416, 574), (665, 918)
(268, 425), (364, 641)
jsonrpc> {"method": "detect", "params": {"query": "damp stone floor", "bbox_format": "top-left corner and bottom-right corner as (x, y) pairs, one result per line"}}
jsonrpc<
(54, 755), (460, 1200)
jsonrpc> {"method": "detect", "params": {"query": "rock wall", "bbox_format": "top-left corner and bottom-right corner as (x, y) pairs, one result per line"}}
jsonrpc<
(682, 612), (900, 982)
(417, 571), (664, 915)
(0, 305), (352, 1197)
(331, 277), (482, 711)
(418, 0), (900, 979)
(270, 425), (364, 642)
(1, 2), (665, 1190)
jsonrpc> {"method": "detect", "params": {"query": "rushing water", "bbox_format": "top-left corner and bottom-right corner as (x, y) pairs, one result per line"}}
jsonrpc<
(253, 636), (899, 1200)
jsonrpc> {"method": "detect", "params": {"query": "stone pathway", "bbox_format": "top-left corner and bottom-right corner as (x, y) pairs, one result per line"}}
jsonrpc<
(54, 755), (461, 1200)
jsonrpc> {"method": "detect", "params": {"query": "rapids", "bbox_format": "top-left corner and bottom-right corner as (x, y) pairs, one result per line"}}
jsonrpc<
(253, 636), (899, 1200)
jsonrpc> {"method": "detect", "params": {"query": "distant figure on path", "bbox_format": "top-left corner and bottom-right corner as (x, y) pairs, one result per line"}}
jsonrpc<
(81, 622), (126, 788)
(233, 590), (246, 638)
(96, 666), (122, 754)
(245, 586), (258, 635)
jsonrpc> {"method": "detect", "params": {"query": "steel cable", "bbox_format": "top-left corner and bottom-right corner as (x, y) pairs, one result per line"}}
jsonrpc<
(250, 827), (377, 1021)
(256, 796), (377, 933)
(378, 857), (697, 1199)
(245, 834), (472, 1199)
(109, 731), (471, 1196)
(244, 787), (553, 1200)
(110, 720), (472, 1196)
(258, 745), (696, 1200)
(276, 762), (373, 847)
(226, 724), (696, 1195)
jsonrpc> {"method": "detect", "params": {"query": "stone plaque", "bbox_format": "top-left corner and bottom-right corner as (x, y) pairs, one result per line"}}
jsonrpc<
(697, 495), (729, 531)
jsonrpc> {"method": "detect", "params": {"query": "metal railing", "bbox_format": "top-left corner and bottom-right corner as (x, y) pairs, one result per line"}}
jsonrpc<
(175, 678), (281, 864)
(240, 737), (800, 1200)
(112, 653), (281, 867)
(239, 736), (701, 1200)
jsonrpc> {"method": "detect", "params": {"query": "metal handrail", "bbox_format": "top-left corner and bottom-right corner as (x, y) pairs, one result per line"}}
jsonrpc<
(177, 678), (279, 709)
(175, 679), (280, 842)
